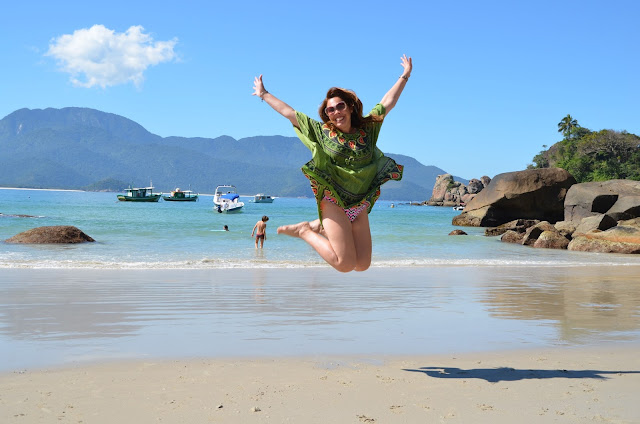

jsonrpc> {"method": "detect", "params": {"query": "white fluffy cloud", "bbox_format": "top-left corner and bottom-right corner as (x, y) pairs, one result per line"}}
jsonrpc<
(46, 25), (177, 88)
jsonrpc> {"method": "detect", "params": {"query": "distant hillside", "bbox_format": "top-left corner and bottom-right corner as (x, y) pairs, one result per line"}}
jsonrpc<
(0, 107), (467, 200)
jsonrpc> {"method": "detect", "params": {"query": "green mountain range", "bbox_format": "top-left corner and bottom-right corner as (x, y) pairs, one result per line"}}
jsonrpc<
(0, 107), (467, 200)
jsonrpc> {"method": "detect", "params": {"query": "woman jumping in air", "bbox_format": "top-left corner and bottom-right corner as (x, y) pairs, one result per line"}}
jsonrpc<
(252, 55), (412, 272)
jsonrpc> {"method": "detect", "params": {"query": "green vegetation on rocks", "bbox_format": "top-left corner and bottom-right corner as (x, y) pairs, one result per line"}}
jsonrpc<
(528, 115), (640, 182)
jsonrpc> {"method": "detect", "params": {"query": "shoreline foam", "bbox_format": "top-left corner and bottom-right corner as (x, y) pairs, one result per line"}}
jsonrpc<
(2, 259), (640, 269)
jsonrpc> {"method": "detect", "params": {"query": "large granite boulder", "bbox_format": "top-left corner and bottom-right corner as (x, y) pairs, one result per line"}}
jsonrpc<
(573, 214), (618, 236)
(428, 174), (489, 207)
(521, 221), (556, 246)
(428, 174), (453, 204)
(460, 193), (477, 205)
(554, 220), (577, 236)
(533, 230), (570, 249)
(498, 221), (569, 249)
(606, 195), (640, 221)
(564, 180), (640, 223)
(484, 219), (540, 237)
(461, 176), (491, 205)
(452, 168), (576, 227)
(467, 179), (485, 194)
(501, 230), (525, 244)
(443, 181), (468, 206)
(568, 223), (640, 254)
(5, 226), (95, 244)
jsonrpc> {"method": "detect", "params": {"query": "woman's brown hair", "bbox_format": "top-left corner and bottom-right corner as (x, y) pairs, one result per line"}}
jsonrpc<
(318, 87), (383, 131)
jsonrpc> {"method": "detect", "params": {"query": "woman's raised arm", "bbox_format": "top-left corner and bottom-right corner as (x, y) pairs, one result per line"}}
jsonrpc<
(379, 55), (413, 116)
(253, 75), (299, 128)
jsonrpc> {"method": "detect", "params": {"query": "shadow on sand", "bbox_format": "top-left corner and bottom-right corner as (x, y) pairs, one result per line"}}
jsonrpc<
(403, 366), (640, 383)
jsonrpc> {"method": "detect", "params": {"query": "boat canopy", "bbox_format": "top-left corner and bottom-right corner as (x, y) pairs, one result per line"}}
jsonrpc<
(221, 193), (239, 200)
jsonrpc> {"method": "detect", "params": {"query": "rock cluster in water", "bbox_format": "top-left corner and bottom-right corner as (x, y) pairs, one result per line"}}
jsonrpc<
(451, 170), (640, 254)
(426, 174), (491, 207)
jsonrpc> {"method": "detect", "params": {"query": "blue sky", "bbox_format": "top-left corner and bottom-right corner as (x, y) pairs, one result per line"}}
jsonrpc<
(1, 0), (638, 180)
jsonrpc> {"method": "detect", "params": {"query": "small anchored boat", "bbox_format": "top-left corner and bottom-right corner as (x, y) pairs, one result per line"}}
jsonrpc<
(117, 184), (161, 202)
(253, 193), (274, 203)
(163, 188), (199, 202)
(213, 185), (244, 213)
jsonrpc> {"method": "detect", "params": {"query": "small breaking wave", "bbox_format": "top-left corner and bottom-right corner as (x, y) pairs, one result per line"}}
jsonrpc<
(1, 257), (639, 269)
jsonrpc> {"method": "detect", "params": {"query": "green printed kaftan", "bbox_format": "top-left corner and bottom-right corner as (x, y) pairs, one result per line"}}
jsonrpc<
(293, 103), (403, 220)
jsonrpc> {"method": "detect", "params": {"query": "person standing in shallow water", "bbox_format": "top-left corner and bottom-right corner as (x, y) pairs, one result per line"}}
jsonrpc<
(251, 216), (269, 248)
(252, 55), (412, 272)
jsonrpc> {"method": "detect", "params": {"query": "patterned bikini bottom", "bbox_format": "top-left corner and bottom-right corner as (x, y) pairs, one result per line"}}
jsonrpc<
(323, 196), (370, 222)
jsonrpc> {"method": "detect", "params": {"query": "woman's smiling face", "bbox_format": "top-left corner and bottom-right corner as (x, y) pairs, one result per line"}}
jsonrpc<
(325, 97), (353, 133)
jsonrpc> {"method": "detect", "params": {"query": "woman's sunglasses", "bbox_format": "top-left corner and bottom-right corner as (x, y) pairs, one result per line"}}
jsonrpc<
(324, 101), (347, 115)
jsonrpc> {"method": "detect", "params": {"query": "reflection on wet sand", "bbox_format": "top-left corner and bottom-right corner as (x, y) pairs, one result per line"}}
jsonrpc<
(477, 266), (640, 342)
(1, 266), (639, 370)
(1, 273), (140, 340)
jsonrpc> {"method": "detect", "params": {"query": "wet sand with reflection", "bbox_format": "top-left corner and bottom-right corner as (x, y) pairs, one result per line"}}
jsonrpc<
(2, 266), (639, 371)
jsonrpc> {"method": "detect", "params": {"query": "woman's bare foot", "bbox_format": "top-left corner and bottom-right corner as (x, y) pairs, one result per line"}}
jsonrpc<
(309, 219), (323, 234)
(277, 221), (313, 238)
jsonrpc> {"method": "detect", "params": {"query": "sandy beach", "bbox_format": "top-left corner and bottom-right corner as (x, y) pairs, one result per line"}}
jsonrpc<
(2, 266), (640, 423)
(2, 346), (640, 423)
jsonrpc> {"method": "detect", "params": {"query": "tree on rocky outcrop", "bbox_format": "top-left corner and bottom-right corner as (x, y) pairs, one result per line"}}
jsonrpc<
(557, 130), (640, 182)
(557, 114), (580, 139)
(529, 117), (639, 182)
(529, 146), (550, 169)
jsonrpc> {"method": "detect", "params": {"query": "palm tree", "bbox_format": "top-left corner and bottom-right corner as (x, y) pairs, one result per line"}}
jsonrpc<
(557, 114), (580, 139)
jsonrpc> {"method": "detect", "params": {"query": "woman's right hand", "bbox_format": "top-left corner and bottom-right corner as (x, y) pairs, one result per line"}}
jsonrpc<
(251, 75), (299, 128)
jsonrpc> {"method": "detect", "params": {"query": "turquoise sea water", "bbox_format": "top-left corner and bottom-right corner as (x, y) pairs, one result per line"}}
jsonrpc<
(1, 188), (640, 269)
(2, 188), (640, 371)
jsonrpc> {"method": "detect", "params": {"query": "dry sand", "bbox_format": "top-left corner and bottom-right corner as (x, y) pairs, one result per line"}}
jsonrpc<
(2, 345), (639, 424)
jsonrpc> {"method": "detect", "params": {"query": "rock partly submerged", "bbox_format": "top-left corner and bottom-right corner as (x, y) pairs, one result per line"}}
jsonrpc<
(5, 225), (95, 244)
(568, 221), (640, 254)
(453, 168), (576, 227)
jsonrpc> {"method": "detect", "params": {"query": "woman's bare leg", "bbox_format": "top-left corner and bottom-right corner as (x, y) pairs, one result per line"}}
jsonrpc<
(277, 201), (357, 272)
(351, 212), (372, 271)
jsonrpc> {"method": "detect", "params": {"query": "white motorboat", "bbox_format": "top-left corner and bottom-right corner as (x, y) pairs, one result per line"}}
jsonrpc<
(213, 185), (244, 213)
(253, 193), (274, 203)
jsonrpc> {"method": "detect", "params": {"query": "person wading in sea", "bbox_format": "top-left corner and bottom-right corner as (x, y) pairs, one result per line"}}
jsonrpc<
(251, 216), (269, 248)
